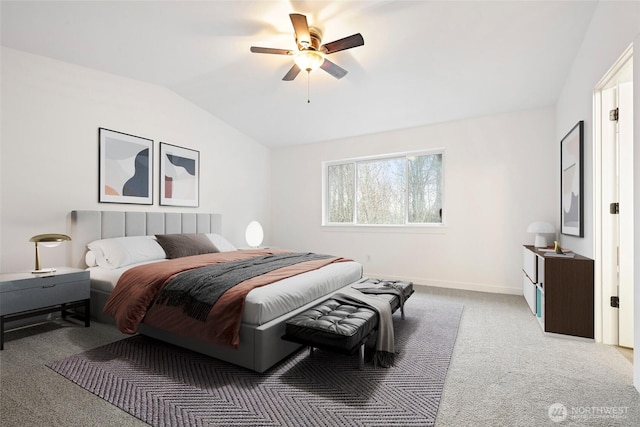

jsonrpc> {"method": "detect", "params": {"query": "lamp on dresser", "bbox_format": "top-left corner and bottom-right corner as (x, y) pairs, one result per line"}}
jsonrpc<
(526, 221), (555, 248)
(29, 233), (71, 273)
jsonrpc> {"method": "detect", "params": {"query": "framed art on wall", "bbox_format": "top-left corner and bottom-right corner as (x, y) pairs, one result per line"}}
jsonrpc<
(560, 120), (584, 237)
(159, 142), (199, 207)
(99, 128), (153, 205)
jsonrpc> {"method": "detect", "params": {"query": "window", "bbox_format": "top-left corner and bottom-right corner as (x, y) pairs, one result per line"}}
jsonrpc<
(324, 150), (444, 225)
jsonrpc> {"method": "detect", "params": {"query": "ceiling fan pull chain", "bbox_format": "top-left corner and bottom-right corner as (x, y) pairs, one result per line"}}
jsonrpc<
(307, 71), (311, 103)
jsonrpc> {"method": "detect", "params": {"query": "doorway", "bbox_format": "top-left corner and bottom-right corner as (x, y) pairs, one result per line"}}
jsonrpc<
(593, 45), (634, 353)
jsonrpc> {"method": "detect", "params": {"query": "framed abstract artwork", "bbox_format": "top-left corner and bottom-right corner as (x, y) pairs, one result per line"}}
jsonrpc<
(560, 121), (584, 237)
(159, 142), (199, 207)
(99, 128), (153, 205)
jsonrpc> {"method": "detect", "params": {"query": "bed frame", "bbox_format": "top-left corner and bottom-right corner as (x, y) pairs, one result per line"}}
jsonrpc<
(70, 210), (222, 323)
(70, 210), (354, 373)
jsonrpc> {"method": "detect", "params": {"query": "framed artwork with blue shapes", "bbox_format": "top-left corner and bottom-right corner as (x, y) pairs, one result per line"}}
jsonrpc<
(99, 128), (153, 205)
(159, 142), (199, 207)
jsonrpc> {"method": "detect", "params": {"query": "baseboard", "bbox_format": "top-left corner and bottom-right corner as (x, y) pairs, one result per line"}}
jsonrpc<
(362, 271), (522, 296)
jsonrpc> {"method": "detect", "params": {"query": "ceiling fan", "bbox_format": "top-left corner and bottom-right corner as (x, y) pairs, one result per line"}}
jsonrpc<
(250, 13), (364, 81)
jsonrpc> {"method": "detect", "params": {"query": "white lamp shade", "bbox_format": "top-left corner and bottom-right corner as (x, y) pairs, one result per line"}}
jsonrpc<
(245, 221), (264, 248)
(294, 50), (325, 72)
(526, 221), (555, 247)
(40, 241), (63, 248)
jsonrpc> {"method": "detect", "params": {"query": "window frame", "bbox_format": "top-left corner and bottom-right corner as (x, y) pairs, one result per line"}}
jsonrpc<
(322, 149), (446, 229)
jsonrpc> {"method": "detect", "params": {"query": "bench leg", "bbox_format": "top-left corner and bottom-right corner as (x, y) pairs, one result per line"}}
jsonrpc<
(309, 346), (314, 356)
(358, 344), (364, 369)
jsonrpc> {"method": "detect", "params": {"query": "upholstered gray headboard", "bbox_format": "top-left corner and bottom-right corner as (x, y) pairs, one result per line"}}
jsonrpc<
(70, 210), (222, 269)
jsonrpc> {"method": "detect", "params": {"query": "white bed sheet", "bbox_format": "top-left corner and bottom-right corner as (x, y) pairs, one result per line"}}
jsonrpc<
(88, 259), (362, 326)
(88, 259), (162, 294)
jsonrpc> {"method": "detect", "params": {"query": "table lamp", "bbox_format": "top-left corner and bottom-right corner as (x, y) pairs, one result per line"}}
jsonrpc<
(245, 221), (264, 248)
(526, 222), (555, 248)
(29, 233), (71, 273)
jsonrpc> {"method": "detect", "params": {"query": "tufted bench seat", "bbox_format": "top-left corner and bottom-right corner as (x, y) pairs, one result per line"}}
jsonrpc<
(282, 279), (413, 368)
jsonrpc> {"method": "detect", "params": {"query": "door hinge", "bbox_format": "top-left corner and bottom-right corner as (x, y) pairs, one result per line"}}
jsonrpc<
(610, 296), (620, 308)
(609, 108), (619, 121)
(609, 202), (619, 214)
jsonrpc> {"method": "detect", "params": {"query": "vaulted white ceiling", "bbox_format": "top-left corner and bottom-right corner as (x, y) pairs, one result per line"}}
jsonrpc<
(1, 1), (598, 147)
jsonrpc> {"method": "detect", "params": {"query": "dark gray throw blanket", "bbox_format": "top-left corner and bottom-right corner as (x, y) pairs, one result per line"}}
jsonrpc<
(155, 252), (333, 321)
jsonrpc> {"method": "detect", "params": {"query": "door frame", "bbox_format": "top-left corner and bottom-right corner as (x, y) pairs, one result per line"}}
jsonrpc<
(593, 44), (633, 345)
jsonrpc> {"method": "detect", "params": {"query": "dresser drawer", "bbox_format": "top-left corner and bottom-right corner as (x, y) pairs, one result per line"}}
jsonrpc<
(522, 272), (537, 314)
(0, 277), (89, 316)
(522, 246), (538, 283)
(537, 255), (545, 288)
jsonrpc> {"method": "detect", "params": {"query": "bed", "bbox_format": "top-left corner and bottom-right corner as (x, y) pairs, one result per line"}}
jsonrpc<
(70, 210), (362, 372)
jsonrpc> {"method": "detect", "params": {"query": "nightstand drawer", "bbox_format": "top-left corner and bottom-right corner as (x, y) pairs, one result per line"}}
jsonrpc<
(0, 270), (89, 316)
(0, 279), (89, 315)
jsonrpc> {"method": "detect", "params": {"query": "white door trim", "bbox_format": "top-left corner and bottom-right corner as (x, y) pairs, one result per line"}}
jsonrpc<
(593, 44), (633, 345)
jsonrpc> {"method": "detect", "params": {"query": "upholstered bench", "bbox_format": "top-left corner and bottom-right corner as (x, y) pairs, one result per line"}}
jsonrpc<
(282, 279), (413, 368)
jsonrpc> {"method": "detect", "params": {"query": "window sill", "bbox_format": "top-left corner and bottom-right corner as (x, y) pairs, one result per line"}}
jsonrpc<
(321, 224), (447, 234)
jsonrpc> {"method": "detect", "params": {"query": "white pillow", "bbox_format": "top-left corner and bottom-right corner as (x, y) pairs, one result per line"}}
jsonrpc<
(87, 235), (166, 269)
(206, 233), (237, 252)
(85, 250), (98, 267)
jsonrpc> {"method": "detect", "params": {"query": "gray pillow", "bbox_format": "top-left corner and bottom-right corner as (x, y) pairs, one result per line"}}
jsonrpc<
(155, 233), (219, 259)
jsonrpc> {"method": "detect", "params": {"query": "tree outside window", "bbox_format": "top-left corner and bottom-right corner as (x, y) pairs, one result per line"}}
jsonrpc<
(325, 151), (443, 225)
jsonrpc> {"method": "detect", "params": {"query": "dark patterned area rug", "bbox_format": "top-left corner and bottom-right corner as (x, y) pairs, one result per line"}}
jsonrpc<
(47, 293), (462, 426)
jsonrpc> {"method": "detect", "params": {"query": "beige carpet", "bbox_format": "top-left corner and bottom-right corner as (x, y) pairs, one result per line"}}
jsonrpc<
(1, 285), (639, 426)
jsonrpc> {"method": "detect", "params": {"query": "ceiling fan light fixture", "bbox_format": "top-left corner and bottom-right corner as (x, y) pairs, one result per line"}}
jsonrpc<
(294, 50), (325, 72)
(250, 13), (363, 82)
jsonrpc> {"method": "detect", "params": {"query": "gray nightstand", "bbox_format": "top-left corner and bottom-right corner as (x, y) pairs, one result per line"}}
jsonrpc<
(0, 267), (90, 349)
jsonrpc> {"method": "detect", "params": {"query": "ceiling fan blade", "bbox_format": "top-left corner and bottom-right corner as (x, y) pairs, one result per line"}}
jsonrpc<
(250, 46), (293, 55)
(289, 13), (311, 48)
(320, 59), (348, 79)
(282, 64), (302, 81)
(321, 33), (364, 54)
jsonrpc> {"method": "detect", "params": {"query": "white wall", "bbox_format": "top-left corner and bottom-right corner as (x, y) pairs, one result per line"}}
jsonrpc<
(555, 1), (640, 392)
(270, 107), (556, 295)
(556, 0), (640, 257)
(0, 47), (270, 273)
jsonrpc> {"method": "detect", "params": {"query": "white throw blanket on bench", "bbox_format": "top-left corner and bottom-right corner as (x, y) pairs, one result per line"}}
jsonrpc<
(333, 287), (396, 367)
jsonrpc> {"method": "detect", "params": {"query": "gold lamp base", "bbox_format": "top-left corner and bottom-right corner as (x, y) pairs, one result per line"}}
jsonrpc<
(32, 267), (57, 274)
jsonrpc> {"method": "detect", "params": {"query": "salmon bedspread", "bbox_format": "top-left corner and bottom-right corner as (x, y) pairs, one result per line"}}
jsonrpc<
(103, 249), (350, 348)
